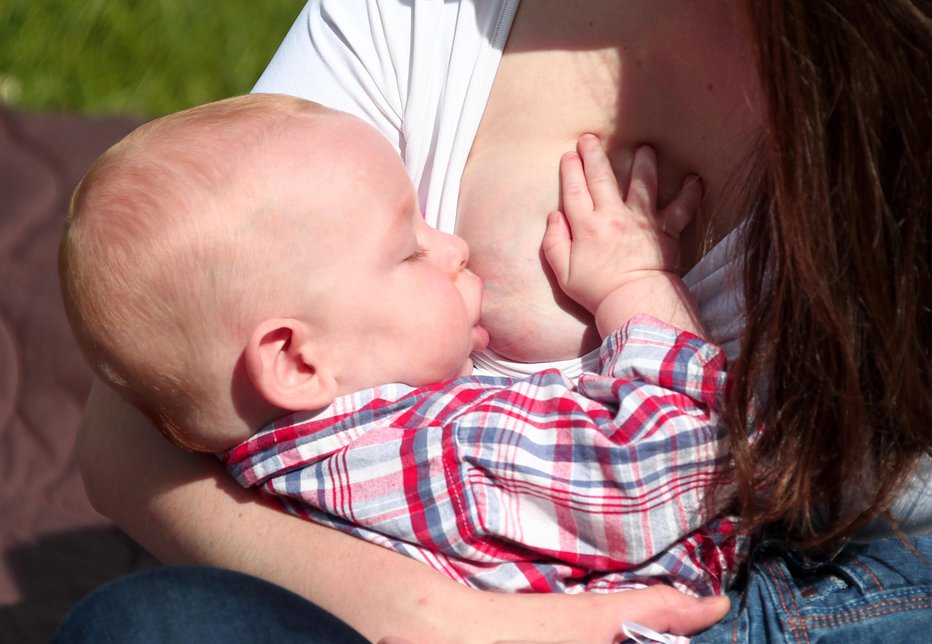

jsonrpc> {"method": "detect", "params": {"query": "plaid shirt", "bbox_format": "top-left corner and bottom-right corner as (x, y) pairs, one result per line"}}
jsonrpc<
(224, 316), (742, 596)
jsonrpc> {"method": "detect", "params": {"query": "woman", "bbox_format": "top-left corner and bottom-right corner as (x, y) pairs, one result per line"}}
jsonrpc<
(694, 0), (932, 639)
(71, 0), (930, 641)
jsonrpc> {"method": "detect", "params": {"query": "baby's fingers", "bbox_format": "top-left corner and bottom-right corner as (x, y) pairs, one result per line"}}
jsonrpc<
(560, 151), (594, 219)
(663, 175), (703, 236)
(541, 211), (572, 287)
(626, 145), (658, 214)
(576, 134), (622, 210)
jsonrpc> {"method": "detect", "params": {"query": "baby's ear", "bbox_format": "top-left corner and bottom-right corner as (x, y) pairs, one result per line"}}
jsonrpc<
(245, 318), (337, 411)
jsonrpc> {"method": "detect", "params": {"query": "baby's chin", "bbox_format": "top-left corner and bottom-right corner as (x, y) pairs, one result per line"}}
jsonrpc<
(457, 356), (475, 378)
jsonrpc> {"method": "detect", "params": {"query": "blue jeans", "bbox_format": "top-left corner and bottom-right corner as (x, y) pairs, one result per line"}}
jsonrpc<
(694, 535), (932, 642)
(51, 566), (368, 644)
(53, 539), (932, 643)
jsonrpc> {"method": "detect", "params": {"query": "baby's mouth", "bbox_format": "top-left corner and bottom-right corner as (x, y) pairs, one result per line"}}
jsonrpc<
(473, 324), (490, 352)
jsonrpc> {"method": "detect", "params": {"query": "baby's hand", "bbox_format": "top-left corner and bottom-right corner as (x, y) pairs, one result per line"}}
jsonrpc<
(542, 135), (705, 336)
(542, 135), (700, 313)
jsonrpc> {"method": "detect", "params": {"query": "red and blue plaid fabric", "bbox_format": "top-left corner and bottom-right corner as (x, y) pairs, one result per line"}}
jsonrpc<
(224, 316), (743, 596)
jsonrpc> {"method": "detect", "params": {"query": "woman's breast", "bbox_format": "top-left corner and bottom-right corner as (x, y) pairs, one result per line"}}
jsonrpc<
(457, 142), (601, 363)
(455, 45), (631, 363)
(454, 2), (760, 364)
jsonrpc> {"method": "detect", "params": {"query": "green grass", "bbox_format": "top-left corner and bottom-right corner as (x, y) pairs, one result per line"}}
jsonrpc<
(0, 0), (304, 117)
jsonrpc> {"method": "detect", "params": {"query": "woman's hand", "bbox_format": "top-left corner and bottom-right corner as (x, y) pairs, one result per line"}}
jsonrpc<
(379, 585), (729, 644)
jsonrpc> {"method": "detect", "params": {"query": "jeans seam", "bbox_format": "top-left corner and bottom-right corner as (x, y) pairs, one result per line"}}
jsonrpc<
(850, 557), (883, 591)
(787, 596), (932, 627)
(764, 558), (810, 644)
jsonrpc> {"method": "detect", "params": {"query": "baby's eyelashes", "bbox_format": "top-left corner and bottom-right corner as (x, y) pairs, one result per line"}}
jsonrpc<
(404, 247), (428, 262)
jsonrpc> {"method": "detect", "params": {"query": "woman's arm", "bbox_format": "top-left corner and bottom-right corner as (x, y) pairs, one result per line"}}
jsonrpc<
(78, 379), (727, 643)
(77, 3), (728, 639)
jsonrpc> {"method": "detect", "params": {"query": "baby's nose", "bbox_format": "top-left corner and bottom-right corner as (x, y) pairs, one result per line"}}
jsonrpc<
(451, 233), (469, 270)
(438, 231), (469, 272)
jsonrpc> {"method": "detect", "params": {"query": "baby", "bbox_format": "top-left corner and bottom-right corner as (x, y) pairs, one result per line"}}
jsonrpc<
(61, 94), (739, 597)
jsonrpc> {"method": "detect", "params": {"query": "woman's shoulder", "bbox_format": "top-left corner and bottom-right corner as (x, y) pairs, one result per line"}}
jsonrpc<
(855, 456), (932, 541)
(252, 0), (514, 158)
(252, 0), (416, 130)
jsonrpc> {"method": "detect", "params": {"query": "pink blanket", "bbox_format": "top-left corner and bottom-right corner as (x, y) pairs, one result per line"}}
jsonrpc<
(0, 108), (158, 643)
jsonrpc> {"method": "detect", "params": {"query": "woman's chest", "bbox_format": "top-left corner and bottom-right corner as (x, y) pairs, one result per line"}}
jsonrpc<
(453, 1), (759, 363)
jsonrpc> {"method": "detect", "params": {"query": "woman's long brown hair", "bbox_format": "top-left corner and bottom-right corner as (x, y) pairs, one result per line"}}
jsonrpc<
(725, 0), (931, 550)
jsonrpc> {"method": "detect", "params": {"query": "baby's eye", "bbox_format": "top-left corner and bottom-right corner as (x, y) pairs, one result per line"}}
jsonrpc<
(405, 248), (428, 262)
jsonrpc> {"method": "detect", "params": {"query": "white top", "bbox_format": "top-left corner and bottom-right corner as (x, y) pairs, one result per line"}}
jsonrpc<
(255, 0), (518, 238)
(254, 0), (929, 539)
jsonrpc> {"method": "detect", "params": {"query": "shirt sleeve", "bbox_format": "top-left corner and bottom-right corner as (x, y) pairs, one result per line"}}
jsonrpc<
(229, 316), (734, 593)
(443, 315), (730, 572)
(251, 0), (512, 228)
(252, 0), (410, 151)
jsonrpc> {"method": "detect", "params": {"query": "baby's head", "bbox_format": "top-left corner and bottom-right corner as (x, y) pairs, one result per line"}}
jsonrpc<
(60, 94), (487, 452)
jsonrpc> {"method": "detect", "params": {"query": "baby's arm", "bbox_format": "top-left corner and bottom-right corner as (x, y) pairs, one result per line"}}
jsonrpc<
(78, 380), (728, 642)
(542, 134), (706, 338)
